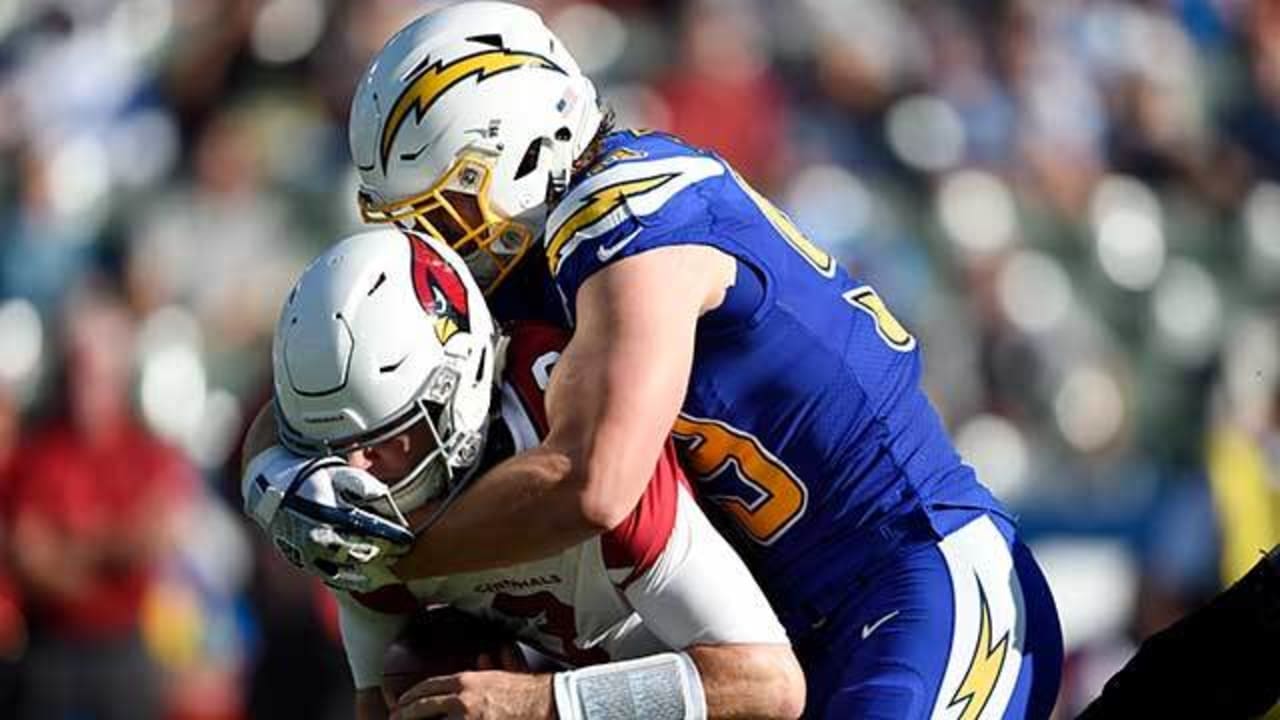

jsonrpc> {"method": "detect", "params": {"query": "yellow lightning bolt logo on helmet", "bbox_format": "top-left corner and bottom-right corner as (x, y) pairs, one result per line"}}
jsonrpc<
(545, 173), (680, 275)
(380, 49), (565, 171)
(949, 576), (1010, 720)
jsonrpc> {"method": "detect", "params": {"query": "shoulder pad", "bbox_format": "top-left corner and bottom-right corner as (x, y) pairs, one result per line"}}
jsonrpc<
(544, 154), (725, 275)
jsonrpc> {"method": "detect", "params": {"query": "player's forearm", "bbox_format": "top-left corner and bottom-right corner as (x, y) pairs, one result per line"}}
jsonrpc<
(393, 445), (603, 578)
(689, 645), (806, 720)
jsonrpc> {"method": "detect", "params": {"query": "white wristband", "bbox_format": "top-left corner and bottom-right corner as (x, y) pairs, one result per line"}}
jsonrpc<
(552, 652), (707, 720)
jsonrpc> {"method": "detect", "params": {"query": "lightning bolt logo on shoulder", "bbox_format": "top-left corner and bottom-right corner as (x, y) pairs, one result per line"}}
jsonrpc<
(380, 49), (565, 172)
(545, 173), (680, 275)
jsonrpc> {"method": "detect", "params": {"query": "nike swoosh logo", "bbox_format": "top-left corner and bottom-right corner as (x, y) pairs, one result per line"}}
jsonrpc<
(595, 227), (644, 263)
(861, 609), (900, 640)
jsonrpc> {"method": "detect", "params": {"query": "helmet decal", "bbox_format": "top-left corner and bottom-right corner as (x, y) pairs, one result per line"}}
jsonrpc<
(407, 234), (471, 345)
(380, 49), (566, 172)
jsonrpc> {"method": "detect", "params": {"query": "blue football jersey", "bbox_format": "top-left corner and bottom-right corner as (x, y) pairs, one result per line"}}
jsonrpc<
(523, 130), (1010, 624)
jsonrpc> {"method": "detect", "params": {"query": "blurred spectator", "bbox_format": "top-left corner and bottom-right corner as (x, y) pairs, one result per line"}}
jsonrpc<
(654, 0), (790, 188)
(7, 283), (195, 720)
(0, 383), (23, 710)
(1222, 0), (1280, 179)
(242, 542), (353, 720)
(1208, 366), (1280, 585)
(126, 108), (306, 355)
(0, 149), (97, 312)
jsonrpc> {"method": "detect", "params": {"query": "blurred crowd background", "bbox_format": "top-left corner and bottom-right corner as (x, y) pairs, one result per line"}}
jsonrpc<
(0, 0), (1277, 717)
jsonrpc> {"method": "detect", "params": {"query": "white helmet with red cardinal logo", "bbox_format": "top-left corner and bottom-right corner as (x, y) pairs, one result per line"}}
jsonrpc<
(272, 228), (499, 516)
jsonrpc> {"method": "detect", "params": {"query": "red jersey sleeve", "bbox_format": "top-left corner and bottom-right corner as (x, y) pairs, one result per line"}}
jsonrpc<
(600, 440), (686, 589)
(502, 322), (570, 434)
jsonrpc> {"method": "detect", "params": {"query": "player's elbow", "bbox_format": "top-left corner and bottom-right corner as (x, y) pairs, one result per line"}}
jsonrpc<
(562, 449), (648, 533)
(575, 475), (637, 532)
(530, 445), (630, 533)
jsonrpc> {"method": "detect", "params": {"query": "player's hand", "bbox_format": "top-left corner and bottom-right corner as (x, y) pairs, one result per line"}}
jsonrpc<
(242, 446), (415, 592)
(389, 671), (553, 720)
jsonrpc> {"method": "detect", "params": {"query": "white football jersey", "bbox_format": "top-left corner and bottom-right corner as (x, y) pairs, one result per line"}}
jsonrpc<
(337, 324), (788, 689)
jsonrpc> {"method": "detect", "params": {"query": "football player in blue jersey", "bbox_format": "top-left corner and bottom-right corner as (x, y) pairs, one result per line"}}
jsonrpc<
(242, 3), (1063, 717)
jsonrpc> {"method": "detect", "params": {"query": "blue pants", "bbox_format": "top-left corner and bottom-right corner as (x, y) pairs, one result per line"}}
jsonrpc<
(794, 514), (1063, 719)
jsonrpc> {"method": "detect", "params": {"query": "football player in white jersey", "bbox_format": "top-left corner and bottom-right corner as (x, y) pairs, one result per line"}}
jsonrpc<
(244, 228), (804, 720)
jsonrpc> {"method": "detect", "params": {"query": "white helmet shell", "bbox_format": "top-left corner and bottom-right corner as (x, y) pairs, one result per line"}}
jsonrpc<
(350, 2), (603, 292)
(273, 228), (498, 514)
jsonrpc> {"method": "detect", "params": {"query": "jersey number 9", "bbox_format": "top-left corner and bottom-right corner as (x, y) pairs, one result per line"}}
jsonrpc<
(672, 415), (808, 546)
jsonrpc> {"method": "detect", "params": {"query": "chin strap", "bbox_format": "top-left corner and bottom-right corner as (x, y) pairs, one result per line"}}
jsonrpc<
(490, 333), (511, 384)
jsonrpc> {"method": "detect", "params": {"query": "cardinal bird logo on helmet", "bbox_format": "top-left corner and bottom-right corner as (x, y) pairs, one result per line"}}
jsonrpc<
(407, 234), (471, 345)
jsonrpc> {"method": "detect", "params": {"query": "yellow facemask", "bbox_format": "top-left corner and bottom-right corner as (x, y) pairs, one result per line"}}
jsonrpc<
(359, 151), (535, 294)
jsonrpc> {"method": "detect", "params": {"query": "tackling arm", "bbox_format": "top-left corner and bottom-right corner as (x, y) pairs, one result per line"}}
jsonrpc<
(387, 447), (804, 720)
(392, 245), (735, 579)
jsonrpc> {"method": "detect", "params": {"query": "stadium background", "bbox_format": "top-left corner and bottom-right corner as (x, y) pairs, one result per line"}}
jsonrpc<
(0, 0), (1277, 717)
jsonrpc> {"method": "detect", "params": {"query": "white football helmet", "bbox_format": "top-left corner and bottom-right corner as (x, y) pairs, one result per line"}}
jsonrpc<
(273, 228), (499, 519)
(350, 1), (603, 293)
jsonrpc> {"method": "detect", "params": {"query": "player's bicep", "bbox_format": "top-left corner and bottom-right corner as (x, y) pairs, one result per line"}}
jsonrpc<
(621, 488), (788, 648)
(543, 246), (728, 526)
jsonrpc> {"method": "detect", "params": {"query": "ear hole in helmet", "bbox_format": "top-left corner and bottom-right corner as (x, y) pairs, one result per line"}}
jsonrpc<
(513, 139), (542, 181)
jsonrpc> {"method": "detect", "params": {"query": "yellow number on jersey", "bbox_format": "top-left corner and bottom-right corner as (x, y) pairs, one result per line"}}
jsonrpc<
(672, 415), (808, 545)
(731, 170), (837, 278)
(843, 285), (916, 352)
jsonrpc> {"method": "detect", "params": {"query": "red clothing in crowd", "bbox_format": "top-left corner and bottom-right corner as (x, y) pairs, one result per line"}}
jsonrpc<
(656, 69), (789, 188)
(0, 456), (20, 654)
(9, 420), (193, 639)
